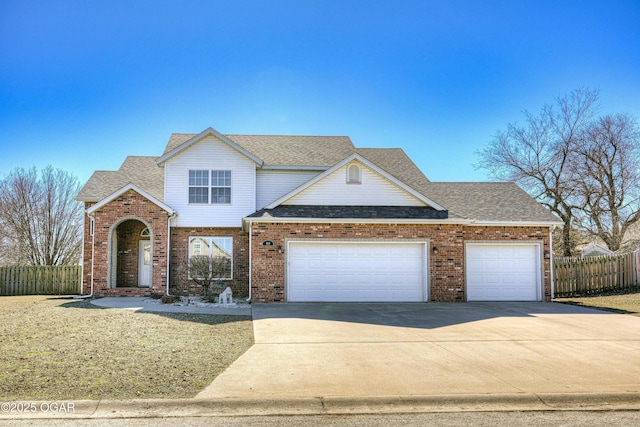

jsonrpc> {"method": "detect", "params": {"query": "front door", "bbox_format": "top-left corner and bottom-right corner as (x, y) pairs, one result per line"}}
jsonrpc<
(138, 240), (151, 287)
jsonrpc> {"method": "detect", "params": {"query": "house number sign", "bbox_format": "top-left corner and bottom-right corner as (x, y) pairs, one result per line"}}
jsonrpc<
(262, 240), (274, 246)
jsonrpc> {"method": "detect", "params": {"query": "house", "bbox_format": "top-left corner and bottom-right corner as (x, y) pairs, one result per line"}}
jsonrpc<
(76, 127), (562, 303)
(581, 243), (614, 258)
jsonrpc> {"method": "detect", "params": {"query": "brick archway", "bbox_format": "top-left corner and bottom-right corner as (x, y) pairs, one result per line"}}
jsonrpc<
(108, 218), (152, 289)
(82, 188), (172, 297)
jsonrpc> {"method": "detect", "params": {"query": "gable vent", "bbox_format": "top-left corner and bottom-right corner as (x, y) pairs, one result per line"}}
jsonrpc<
(347, 164), (362, 184)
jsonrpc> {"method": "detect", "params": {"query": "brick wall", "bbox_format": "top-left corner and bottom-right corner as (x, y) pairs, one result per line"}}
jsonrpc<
(82, 200), (552, 302)
(249, 222), (551, 303)
(81, 204), (95, 295)
(169, 227), (250, 298)
(82, 190), (171, 297)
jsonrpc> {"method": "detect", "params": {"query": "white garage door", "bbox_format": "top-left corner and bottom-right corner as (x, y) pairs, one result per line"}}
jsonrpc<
(466, 244), (541, 301)
(288, 242), (426, 302)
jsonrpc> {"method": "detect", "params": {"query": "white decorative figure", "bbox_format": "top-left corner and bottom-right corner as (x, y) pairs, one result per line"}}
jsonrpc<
(219, 287), (233, 305)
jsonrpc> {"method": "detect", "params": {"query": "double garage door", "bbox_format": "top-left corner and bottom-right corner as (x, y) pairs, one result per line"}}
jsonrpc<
(288, 242), (426, 302)
(287, 241), (541, 302)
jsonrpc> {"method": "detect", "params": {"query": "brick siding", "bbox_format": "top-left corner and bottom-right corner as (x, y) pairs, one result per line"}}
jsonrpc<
(249, 222), (551, 303)
(83, 195), (551, 302)
(169, 227), (250, 298)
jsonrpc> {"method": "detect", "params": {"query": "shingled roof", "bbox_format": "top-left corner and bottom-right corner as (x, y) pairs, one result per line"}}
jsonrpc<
(419, 182), (560, 224)
(164, 133), (357, 167)
(76, 156), (163, 202)
(76, 130), (560, 225)
(248, 205), (448, 220)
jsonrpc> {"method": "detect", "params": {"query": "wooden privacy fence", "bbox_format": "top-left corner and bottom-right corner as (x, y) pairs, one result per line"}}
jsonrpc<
(553, 252), (638, 297)
(0, 265), (81, 296)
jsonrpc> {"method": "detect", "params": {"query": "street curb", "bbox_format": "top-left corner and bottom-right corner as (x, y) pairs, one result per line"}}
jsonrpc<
(1, 392), (640, 419)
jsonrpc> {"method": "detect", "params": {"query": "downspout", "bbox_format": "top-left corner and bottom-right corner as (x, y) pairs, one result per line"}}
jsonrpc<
(166, 211), (177, 296)
(549, 225), (555, 300)
(248, 219), (252, 302)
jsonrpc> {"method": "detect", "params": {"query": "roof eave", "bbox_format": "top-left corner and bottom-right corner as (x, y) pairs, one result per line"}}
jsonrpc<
(243, 217), (561, 228)
(76, 196), (100, 203)
(243, 216), (472, 226)
(468, 220), (563, 227)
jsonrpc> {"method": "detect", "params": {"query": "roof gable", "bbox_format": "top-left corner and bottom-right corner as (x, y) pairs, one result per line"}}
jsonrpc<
(86, 183), (175, 215)
(266, 154), (445, 210)
(162, 131), (356, 168)
(156, 127), (264, 166)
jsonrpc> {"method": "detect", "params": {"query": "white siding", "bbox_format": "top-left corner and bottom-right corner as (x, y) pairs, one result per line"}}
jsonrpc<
(256, 170), (321, 209)
(164, 135), (256, 227)
(284, 163), (425, 206)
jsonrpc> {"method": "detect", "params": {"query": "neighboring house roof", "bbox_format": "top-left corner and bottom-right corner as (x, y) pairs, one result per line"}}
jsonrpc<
(581, 243), (614, 257)
(76, 156), (163, 203)
(248, 205), (448, 220)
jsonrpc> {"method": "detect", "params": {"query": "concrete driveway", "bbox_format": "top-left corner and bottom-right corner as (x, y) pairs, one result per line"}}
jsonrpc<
(197, 302), (640, 408)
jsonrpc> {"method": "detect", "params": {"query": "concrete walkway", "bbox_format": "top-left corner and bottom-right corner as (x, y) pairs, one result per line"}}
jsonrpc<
(196, 302), (640, 411)
(89, 296), (251, 316)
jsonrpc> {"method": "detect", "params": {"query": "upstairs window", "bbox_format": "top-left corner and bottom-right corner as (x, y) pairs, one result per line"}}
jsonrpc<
(189, 170), (231, 204)
(347, 164), (362, 184)
(211, 170), (232, 204)
(189, 170), (209, 203)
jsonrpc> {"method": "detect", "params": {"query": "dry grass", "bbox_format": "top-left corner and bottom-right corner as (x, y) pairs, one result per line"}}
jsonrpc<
(0, 296), (253, 400)
(554, 291), (640, 316)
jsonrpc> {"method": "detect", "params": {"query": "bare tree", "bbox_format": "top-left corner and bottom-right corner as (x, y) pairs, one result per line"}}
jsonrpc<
(187, 255), (232, 302)
(573, 114), (640, 251)
(476, 87), (599, 255)
(0, 166), (83, 265)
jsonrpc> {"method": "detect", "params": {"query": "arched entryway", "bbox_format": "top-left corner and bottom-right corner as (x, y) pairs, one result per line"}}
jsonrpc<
(108, 218), (152, 288)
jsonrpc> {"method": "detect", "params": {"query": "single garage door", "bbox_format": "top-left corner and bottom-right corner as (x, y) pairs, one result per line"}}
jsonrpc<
(288, 242), (426, 302)
(466, 243), (541, 301)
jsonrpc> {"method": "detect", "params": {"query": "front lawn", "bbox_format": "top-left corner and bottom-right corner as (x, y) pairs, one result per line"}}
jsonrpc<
(554, 291), (640, 316)
(0, 296), (253, 400)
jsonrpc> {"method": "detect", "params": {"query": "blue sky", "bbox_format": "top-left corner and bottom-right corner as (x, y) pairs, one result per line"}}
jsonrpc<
(1, 0), (639, 185)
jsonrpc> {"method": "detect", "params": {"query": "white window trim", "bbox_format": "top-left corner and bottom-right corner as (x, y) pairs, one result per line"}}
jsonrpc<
(188, 170), (232, 205)
(210, 170), (232, 204)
